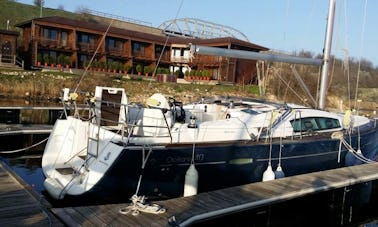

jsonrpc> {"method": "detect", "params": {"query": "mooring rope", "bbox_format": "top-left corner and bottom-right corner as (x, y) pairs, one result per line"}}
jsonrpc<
(119, 194), (166, 216)
(0, 138), (48, 154)
(118, 145), (166, 216)
(334, 131), (374, 164)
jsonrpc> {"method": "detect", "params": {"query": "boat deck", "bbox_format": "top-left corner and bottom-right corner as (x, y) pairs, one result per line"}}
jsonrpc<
(51, 162), (378, 226)
(0, 160), (63, 226)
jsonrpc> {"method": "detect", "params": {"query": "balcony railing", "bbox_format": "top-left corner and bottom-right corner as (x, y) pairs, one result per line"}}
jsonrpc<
(191, 55), (225, 65)
(132, 50), (147, 58)
(107, 47), (124, 56)
(38, 38), (73, 49)
(77, 42), (96, 52)
(0, 54), (24, 69)
(171, 56), (190, 63)
(155, 53), (170, 61)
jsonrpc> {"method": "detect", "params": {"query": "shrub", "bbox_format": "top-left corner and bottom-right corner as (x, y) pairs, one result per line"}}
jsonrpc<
(136, 64), (142, 73)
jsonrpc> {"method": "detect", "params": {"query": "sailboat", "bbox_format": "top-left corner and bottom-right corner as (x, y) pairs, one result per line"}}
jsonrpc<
(42, 0), (378, 202)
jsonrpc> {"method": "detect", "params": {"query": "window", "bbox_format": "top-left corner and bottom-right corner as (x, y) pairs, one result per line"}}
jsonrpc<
(79, 54), (89, 67)
(80, 34), (88, 43)
(61, 32), (68, 46)
(241, 109), (259, 115)
(43, 29), (49, 39)
(133, 42), (142, 51)
(132, 42), (145, 56)
(115, 40), (123, 50)
(42, 28), (58, 40)
(133, 42), (145, 51)
(106, 38), (123, 53)
(50, 30), (57, 40)
(291, 117), (340, 132)
(78, 33), (94, 45)
(107, 38), (115, 50)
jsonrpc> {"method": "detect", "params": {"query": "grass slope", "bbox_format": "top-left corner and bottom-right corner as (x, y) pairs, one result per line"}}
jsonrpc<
(0, 0), (77, 31)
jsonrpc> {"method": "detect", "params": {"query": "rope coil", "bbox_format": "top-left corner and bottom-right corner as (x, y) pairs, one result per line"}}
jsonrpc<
(119, 195), (166, 216)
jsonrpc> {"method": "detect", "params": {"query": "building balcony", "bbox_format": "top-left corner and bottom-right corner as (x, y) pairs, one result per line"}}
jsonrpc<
(171, 56), (190, 63)
(77, 42), (96, 52)
(107, 47), (124, 57)
(132, 50), (151, 59)
(155, 53), (170, 62)
(38, 38), (58, 48)
(191, 55), (225, 66)
(38, 38), (73, 50)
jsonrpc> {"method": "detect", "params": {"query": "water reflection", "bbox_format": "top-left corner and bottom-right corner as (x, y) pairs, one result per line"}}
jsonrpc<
(0, 97), (60, 107)
(0, 98), (62, 124)
(0, 154), (45, 193)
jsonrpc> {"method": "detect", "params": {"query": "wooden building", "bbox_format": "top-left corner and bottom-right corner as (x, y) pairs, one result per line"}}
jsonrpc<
(16, 16), (268, 84)
(0, 29), (19, 63)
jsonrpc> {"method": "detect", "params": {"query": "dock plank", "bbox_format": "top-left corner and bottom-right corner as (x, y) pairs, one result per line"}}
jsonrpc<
(0, 160), (63, 226)
(52, 162), (378, 226)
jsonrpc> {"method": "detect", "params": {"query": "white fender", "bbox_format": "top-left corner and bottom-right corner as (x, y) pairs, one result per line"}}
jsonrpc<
(262, 165), (275, 182)
(184, 164), (198, 197)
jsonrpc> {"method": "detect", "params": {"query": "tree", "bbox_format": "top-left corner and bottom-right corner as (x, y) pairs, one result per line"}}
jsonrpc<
(58, 4), (65, 10)
(33, 0), (44, 7)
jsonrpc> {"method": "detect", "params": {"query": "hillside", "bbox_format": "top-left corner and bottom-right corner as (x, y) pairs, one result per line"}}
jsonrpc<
(0, 0), (78, 31)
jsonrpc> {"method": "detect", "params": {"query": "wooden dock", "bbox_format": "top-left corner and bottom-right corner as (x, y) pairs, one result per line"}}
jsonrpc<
(0, 160), (63, 226)
(0, 123), (53, 136)
(0, 106), (66, 125)
(51, 162), (378, 226)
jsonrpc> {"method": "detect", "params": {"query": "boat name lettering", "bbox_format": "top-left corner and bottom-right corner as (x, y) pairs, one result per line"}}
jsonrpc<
(104, 152), (111, 161)
(166, 154), (204, 163)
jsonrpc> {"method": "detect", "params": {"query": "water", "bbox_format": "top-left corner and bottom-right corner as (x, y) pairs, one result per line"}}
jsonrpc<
(1, 151), (378, 226)
(0, 154), (45, 193)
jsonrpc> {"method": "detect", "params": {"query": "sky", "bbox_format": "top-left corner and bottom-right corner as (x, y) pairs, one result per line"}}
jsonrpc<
(16, 0), (378, 66)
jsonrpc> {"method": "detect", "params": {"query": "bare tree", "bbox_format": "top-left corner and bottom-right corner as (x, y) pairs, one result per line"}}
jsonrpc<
(33, 0), (44, 7)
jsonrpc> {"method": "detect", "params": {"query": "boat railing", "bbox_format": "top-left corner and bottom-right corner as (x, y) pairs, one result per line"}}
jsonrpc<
(87, 100), (175, 142)
(292, 110), (303, 139)
(232, 117), (257, 141)
(128, 107), (173, 141)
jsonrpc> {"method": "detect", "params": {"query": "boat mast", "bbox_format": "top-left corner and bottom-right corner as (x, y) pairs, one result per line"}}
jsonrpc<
(319, 0), (336, 110)
(189, 45), (322, 66)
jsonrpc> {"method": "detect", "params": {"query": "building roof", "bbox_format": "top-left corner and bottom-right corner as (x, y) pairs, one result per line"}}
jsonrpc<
(16, 16), (268, 51)
(0, 29), (19, 36)
(180, 37), (269, 51)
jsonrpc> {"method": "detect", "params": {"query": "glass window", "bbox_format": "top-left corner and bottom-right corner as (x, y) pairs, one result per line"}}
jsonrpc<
(291, 117), (340, 132)
(43, 28), (49, 39)
(109, 39), (115, 48)
(316, 118), (341, 130)
(61, 32), (68, 46)
(133, 42), (141, 51)
(50, 30), (57, 40)
(89, 36), (95, 46)
(42, 28), (57, 40)
(241, 109), (259, 115)
(132, 42), (145, 55)
(49, 51), (57, 64)
(81, 34), (88, 43)
(115, 40), (123, 50)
